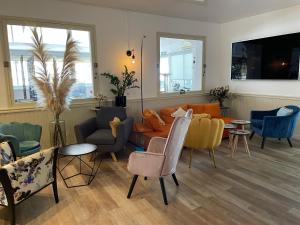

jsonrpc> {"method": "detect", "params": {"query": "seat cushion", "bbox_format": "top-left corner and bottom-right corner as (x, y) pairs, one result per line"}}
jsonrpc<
(0, 141), (14, 166)
(0, 186), (8, 206)
(251, 119), (263, 129)
(20, 141), (40, 153)
(86, 129), (115, 145)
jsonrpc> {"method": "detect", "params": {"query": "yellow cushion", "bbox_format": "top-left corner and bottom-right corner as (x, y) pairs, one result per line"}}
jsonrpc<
(109, 117), (121, 138)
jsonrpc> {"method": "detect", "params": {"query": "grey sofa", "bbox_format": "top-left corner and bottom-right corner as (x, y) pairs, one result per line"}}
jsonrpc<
(74, 107), (133, 161)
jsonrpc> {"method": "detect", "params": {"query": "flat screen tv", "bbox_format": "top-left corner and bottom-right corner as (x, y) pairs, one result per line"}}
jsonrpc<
(231, 32), (300, 80)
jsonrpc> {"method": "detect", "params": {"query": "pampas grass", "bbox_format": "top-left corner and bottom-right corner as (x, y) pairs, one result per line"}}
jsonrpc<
(31, 28), (78, 146)
(31, 28), (78, 118)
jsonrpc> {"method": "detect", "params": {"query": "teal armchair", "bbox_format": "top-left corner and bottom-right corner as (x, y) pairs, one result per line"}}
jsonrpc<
(0, 122), (42, 157)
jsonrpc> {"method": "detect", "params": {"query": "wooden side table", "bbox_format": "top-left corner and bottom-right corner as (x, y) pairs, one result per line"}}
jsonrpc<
(229, 129), (251, 158)
(224, 123), (237, 149)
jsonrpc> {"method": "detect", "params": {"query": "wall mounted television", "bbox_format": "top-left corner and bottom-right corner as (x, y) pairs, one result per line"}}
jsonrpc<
(231, 32), (300, 80)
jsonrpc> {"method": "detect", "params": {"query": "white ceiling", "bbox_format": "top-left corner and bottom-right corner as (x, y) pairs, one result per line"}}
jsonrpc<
(56, 0), (300, 23)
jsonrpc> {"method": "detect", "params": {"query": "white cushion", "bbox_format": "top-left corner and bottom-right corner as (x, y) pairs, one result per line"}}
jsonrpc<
(277, 107), (293, 117)
(171, 107), (187, 118)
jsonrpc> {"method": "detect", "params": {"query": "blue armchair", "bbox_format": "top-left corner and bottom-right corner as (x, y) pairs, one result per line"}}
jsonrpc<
(250, 105), (300, 149)
(0, 122), (42, 157)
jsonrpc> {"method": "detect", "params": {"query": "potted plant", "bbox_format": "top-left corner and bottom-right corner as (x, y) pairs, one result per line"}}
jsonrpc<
(101, 66), (139, 107)
(209, 85), (230, 107)
(31, 28), (78, 147)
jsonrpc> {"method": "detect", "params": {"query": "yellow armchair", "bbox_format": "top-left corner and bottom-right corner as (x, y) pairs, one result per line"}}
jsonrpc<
(184, 117), (225, 168)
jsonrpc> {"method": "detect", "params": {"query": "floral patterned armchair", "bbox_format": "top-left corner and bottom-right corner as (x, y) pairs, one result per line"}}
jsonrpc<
(0, 141), (58, 225)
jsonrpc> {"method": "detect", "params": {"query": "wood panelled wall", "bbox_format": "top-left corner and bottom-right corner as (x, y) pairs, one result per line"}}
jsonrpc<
(0, 94), (208, 148)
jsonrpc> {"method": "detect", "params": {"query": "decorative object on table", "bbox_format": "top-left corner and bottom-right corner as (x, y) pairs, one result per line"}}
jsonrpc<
(95, 93), (107, 109)
(229, 129), (251, 158)
(0, 145), (59, 225)
(209, 85), (230, 107)
(101, 66), (139, 107)
(30, 28), (78, 147)
(58, 143), (99, 188)
(250, 105), (300, 149)
(184, 117), (225, 168)
(0, 122), (42, 157)
(127, 110), (192, 205)
(74, 106), (133, 162)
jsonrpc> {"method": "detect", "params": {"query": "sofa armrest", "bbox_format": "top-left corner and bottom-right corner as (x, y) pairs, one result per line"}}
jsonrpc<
(251, 109), (278, 120)
(115, 117), (134, 144)
(147, 137), (167, 154)
(127, 151), (165, 177)
(74, 117), (97, 143)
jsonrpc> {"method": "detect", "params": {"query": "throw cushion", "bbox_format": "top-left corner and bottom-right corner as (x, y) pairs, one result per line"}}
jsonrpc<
(110, 117), (121, 138)
(277, 107), (293, 117)
(171, 107), (186, 117)
(0, 142), (14, 167)
(143, 109), (166, 131)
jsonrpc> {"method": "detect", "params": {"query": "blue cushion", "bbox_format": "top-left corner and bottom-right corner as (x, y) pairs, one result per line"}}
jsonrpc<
(20, 141), (40, 153)
(277, 107), (293, 117)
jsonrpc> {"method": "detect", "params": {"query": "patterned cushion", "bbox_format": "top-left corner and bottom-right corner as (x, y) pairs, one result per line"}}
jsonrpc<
(0, 186), (7, 206)
(1, 148), (54, 204)
(0, 141), (14, 167)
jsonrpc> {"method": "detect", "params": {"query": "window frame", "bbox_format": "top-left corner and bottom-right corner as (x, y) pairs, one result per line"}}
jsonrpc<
(0, 16), (98, 108)
(157, 32), (206, 97)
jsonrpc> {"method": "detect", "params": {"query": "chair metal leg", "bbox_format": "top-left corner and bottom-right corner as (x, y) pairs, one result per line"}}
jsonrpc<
(52, 181), (59, 203)
(211, 149), (217, 168)
(171, 173), (179, 186)
(261, 137), (266, 149)
(159, 177), (168, 205)
(127, 175), (138, 199)
(287, 138), (293, 148)
(249, 131), (255, 140)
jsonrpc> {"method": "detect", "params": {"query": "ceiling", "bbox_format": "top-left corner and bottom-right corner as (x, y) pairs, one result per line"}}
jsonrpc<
(56, 0), (300, 23)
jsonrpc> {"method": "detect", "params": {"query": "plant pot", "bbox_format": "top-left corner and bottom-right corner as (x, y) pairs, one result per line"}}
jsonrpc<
(115, 96), (126, 107)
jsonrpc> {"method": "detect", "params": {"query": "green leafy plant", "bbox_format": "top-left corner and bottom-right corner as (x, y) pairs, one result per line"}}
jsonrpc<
(209, 85), (230, 107)
(101, 65), (139, 96)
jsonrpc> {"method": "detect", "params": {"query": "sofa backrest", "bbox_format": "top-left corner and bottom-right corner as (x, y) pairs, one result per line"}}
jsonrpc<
(96, 107), (127, 129)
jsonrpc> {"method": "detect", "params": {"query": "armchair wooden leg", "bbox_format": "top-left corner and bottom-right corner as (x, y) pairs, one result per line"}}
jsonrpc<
(127, 175), (138, 199)
(52, 181), (59, 203)
(110, 152), (118, 162)
(171, 173), (179, 186)
(287, 138), (293, 148)
(189, 148), (194, 168)
(9, 204), (15, 225)
(211, 149), (217, 168)
(249, 131), (255, 140)
(261, 137), (266, 149)
(159, 177), (168, 205)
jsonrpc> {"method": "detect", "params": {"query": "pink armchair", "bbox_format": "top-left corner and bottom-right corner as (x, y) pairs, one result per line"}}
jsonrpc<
(127, 109), (192, 205)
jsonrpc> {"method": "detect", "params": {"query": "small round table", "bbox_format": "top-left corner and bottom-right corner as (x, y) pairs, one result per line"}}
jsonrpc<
(229, 129), (251, 158)
(224, 123), (237, 149)
(58, 143), (100, 188)
(231, 120), (251, 130)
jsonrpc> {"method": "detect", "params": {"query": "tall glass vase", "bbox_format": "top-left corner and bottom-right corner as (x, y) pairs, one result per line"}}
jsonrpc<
(50, 118), (66, 147)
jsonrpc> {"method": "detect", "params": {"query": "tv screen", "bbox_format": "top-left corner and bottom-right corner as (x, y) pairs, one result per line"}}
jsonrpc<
(231, 33), (300, 80)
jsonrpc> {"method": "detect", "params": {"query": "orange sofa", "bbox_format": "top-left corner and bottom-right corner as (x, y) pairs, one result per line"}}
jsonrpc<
(134, 103), (233, 148)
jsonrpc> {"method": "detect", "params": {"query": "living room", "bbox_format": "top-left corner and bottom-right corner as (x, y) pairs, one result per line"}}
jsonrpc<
(1, 0), (300, 224)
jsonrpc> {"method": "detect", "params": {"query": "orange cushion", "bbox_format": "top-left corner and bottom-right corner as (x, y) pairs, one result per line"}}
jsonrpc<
(160, 107), (176, 124)
(143, 114), (164, 131)
(188, 104), (205, 114)
(203, 103), (221, 118)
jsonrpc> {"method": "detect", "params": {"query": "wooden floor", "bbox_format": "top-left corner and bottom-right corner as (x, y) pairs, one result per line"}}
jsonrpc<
(1, 137), (300, 225)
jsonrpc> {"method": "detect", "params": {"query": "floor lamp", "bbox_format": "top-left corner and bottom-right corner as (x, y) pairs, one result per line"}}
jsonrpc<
(140, 35), (146, 121)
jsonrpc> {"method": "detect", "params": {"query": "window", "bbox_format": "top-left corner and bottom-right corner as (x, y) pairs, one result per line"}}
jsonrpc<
(3, 20), (95, 104)
(159, 34), (205, 94)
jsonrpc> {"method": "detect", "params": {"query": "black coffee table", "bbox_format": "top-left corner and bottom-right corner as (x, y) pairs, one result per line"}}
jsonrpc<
(58, 143), (100, 188)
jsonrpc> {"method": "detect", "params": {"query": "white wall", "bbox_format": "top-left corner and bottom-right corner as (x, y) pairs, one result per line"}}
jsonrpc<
(219, 5), (300, 97)
(0, 0), (221, 109)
